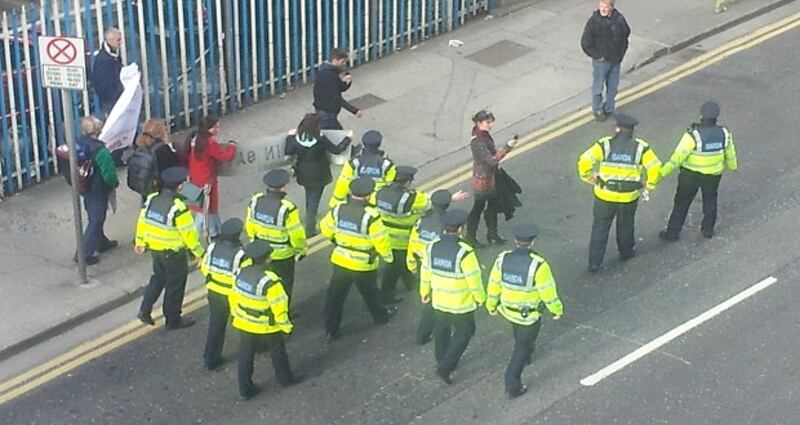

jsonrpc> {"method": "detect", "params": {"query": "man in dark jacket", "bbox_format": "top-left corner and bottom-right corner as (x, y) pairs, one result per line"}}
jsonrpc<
(76, 116), (119, 265)
(91, 27), (124, 116)
(580, 0), (630, 122)
(313, 49), (363, 130)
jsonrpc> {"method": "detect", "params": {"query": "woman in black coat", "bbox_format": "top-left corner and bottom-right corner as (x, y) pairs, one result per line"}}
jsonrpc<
(285, 113), (352, 235)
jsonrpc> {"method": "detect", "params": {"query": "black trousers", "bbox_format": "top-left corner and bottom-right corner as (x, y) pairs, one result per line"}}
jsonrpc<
(271, 257), (296, 299)
(324, 265), (389, 336)
(466, 196), (500, 239)
(434, 310), (476, 375)
(237, 331), (292, 396)
(504, 320), (542, 394)
(418, 302), (435, 344)
(380, 249), (415, 302)
(139, 250), (189, 326)
(303, 185), (326, 235)
(589, 197), (638, 267)
(203, 290), (230, 368)
(665, 169), (722, 236)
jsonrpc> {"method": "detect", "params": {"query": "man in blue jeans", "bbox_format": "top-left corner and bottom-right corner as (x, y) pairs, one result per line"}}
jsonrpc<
(581, 0), (630, 122)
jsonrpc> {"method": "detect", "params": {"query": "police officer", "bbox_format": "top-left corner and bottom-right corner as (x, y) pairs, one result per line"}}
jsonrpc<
(420, 209), (486, 384)
(135, 167), (205, 329)
(407, 189), (458, 345)
(374, 165), (431, 304)
(659, 101), (738, 241)
(245, 169), (308, 299)
(577, 113), (662, 272)
(200, 218), (246, 370)
(230, 240), (302, 400)
(329, 130), (397, 207)
(486, 224), (563, 398)
(320, 177), (396, 340)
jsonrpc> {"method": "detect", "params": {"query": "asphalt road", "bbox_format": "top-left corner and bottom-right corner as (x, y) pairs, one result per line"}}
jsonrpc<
(2, 24), (799, 425)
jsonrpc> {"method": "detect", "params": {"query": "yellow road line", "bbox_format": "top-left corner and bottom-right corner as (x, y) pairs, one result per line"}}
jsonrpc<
(2, 9), (799, 405)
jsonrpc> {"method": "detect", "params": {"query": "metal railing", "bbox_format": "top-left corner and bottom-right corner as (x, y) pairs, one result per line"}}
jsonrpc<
(0, 0), (489, 196)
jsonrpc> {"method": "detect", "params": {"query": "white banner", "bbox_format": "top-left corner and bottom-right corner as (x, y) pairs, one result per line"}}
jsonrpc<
(100, 63), (143, 152)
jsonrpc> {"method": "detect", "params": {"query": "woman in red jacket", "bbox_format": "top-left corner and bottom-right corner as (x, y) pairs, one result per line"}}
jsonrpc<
(187, 115), (237, 240)
(466, 110), (518, 247)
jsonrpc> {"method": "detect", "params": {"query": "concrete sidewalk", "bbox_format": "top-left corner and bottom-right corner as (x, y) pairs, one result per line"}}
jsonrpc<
(0, 0), (793, 361)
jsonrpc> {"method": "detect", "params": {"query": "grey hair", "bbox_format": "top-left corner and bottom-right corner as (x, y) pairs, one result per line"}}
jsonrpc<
(80, 116), (104, 137)
(104, 27), (121, 39)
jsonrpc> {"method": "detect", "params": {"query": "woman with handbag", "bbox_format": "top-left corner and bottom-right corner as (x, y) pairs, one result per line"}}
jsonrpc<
(284, 113), (352, 236)
(466, 110), (518, 247)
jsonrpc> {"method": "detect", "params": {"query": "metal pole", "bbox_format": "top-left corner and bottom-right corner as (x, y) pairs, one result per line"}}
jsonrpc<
(61, 89), (87, 284)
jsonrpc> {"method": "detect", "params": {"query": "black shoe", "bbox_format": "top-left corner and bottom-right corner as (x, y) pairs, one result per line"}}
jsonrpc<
(166, 316), (196, 330)
(137, 311), (155, 326)
(74, 255), (100, 266)
(378, 305), (398, 323)
(702, 229), (714, 239)
(588, 264), (601, 273)
(658, 231), (679, 242)
(619, 250), (636, 262)
(282, 373), (306, 387)
(240, 385), (260, 400)
(205, 358), (223, 371)
(464, 236), (486, 249)
(436, 367), (453, 385)
(418, 335), (432, 346)
(487, 234), (507, 245)
(98, 240), (119, 253)
(382, 295), (404, 305)
(508, 385), (528, 399)
(593, 111), (607, 122)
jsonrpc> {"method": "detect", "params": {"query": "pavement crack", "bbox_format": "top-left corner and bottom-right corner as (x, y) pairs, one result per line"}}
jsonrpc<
(577, 324), (692, 366)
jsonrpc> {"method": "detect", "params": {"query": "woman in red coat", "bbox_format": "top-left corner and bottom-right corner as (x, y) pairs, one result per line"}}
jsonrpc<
(186, 115), (237, 240)
(465, 110), (518, 247)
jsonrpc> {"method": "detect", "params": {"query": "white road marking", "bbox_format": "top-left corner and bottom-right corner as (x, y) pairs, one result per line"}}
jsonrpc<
(580, 276), (779, 387)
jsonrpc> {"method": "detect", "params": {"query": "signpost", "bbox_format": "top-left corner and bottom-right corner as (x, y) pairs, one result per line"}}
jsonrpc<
(38, 36), (88, 284)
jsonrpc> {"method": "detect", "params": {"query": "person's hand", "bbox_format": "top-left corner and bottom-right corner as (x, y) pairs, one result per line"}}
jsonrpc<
(195, 257), (203, 268)
(488, 309), (498, 316)
(297, 254), (306, 262)
(553, 315), (562, 321)
(345, 130), (354, 138)
(134, 246), (145, 255)
(355, 110), (364, 119)
(287, 128), (297, 136)
(506, 137), (519, 148)
(421, 294), (430, 304)
(341, 73), (353, 83)
(227, 140), (238, 146)
(641, 190), (650, 202)
(451, 190), (469, 203)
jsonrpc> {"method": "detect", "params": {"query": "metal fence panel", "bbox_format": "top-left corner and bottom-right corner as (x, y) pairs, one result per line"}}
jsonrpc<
(0, 0), (488, 195)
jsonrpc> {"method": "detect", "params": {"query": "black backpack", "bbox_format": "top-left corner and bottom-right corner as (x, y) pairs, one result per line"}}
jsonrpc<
(127, 141), (164, 195)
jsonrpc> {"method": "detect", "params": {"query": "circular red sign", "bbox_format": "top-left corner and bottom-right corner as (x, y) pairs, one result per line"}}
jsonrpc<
(46, 38), (78, 65)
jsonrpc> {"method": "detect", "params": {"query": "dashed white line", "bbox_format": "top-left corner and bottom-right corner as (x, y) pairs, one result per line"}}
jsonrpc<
(580, 276), (779, 387)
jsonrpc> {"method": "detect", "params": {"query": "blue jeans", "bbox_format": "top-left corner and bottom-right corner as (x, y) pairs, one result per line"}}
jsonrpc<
(592, 59), (621, 114)
(81, 190), (111, 259)
(316, 109), (343, 130)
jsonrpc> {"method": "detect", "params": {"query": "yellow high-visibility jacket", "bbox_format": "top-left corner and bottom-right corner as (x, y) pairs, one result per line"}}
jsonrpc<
(372, 185), (431, 251)
(420, 234), (485, 314)
(578, 134), (662, 203)
(135, 191), (205, 258)
(245, 191), (308, 261)
(200, 240), (246, 296)
(229, 263), (292, 335)
(329, 152), (397, 208)
(406, 210), (446, 273)
(486, 249), (563, 326)
(661, 124), (737, 178)
(320, 199), (394, 271)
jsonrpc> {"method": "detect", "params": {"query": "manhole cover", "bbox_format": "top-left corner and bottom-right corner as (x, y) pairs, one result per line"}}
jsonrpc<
(466, 40), (534, 68)
(349, 93), (387, 111)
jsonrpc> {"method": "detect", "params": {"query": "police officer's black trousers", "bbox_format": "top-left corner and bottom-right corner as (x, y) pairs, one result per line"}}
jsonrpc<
(434, 310), (476, 375)
(203, 291), (229, 369)
(505, 320), (542, 394)
(417, 302), (435, 345)
(139, 250), (188, 326)
(665, 169), (722, 237)
(238, 331), (292, 396)
(381, 249), (415, 302)
(271, 257), (296, 300)
(324, 266), (389, 336)
(589, 197), (638, 267)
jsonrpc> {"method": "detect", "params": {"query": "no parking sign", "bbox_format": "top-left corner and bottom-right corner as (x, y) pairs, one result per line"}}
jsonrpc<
(38, 36), (86, 91)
